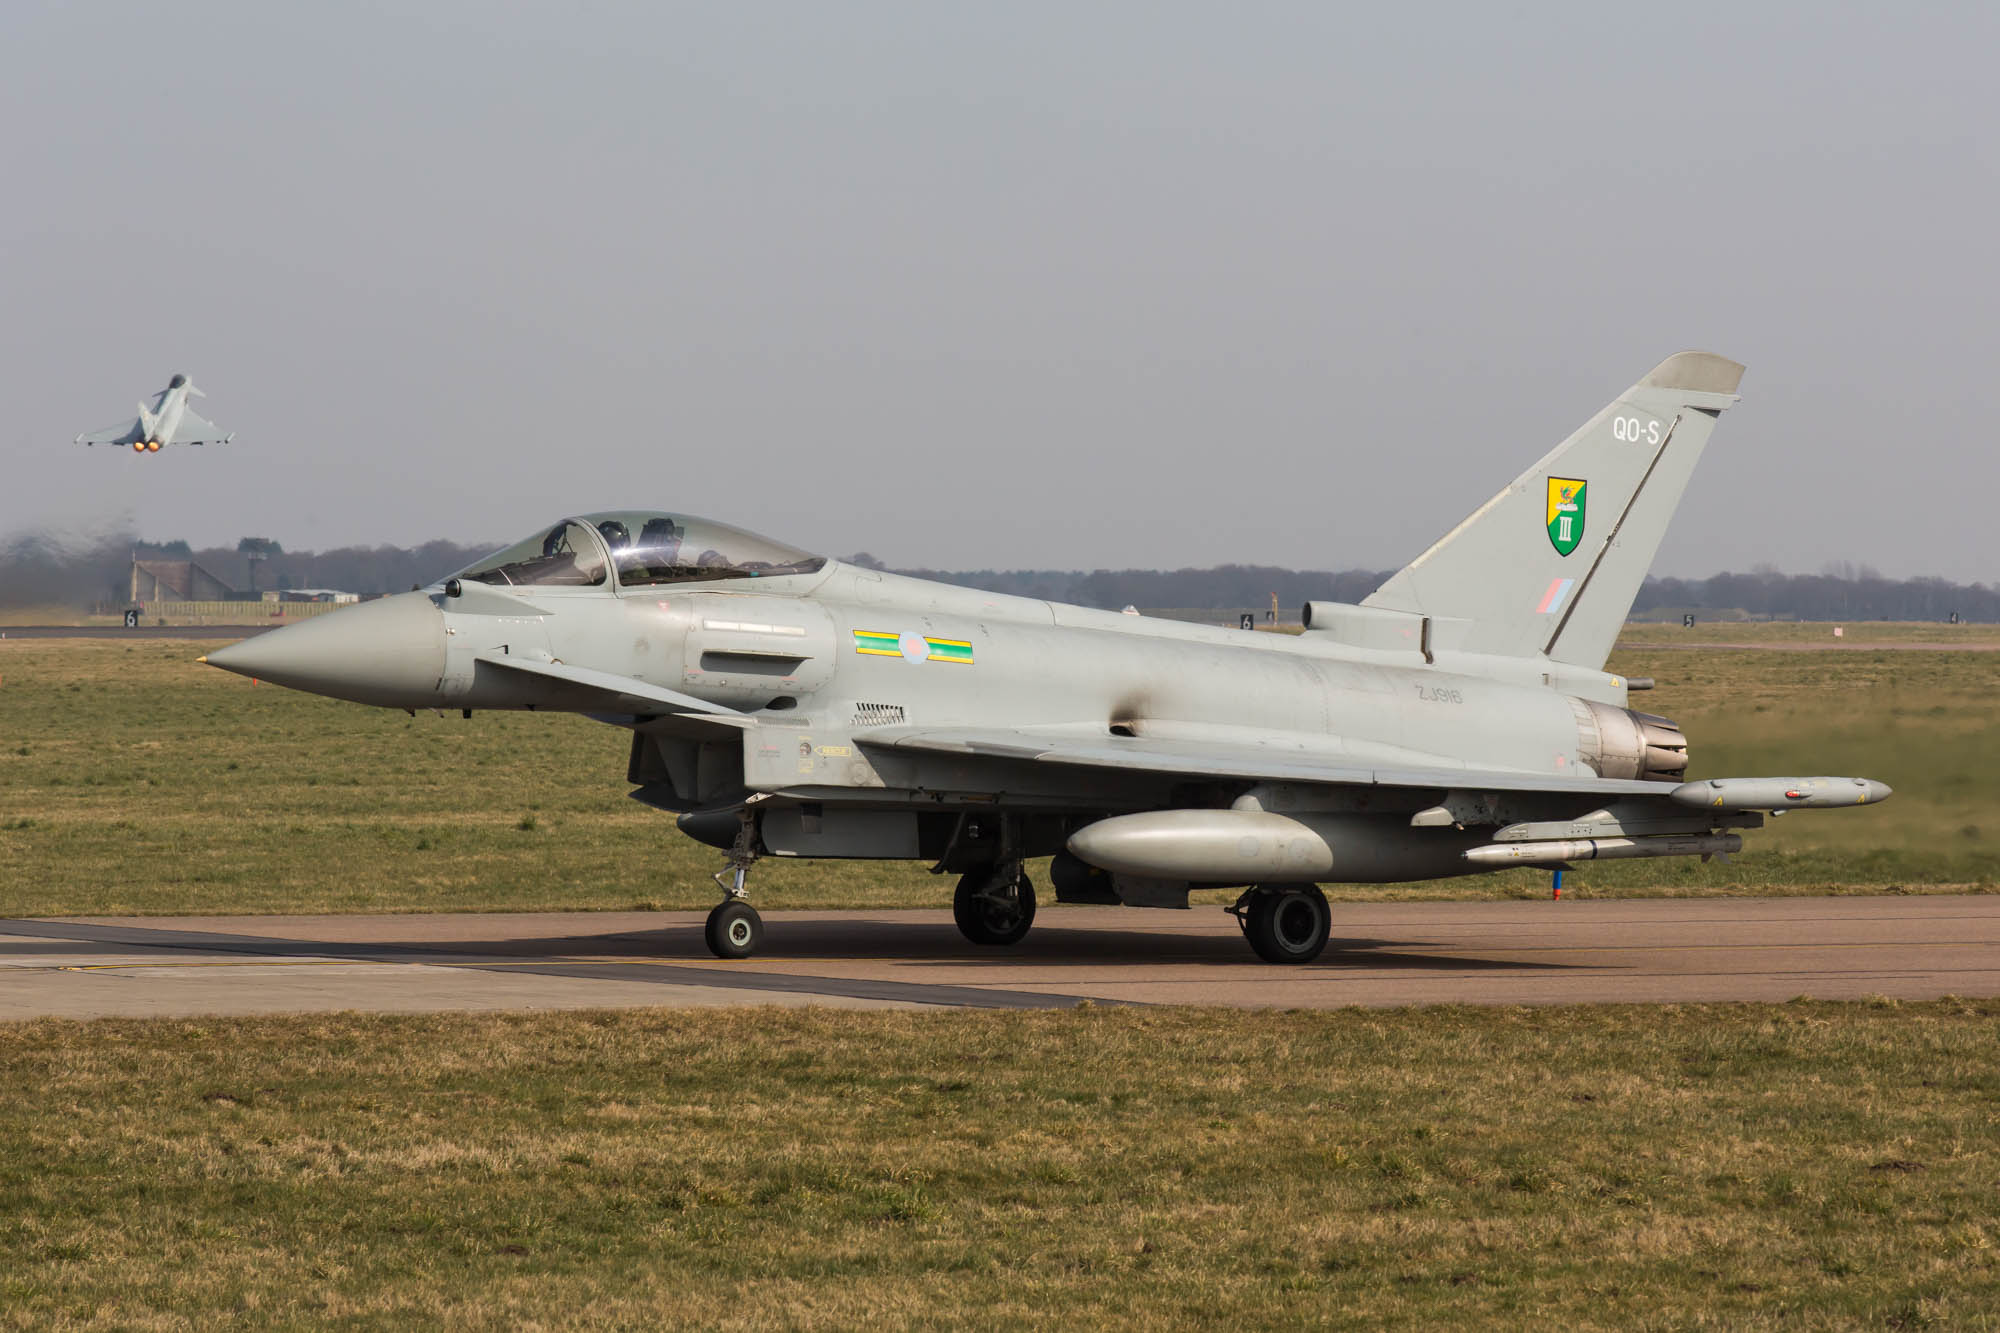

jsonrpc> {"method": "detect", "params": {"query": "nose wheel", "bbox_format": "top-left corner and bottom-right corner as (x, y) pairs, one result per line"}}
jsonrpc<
(704, 899), (763, 959)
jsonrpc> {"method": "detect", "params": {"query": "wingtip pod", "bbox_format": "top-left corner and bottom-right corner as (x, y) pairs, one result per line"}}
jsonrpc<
(1670, 777), (1892, 811)
(1640, 351), (1745, 396)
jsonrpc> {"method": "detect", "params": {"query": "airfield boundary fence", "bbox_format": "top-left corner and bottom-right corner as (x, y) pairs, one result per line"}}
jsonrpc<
(93, 601), (349, 624)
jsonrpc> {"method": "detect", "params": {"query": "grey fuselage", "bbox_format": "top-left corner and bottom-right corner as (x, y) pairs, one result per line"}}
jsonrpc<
(143, 378), (194, 445)
(449, 565), (1624, 774)
(242, 558), (1672, 884)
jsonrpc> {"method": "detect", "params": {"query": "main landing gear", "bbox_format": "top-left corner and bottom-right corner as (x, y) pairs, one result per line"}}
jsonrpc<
(703, 816), (764, 959)
(1229, 884), (1332, 965)
(953, 863), (1037, 947)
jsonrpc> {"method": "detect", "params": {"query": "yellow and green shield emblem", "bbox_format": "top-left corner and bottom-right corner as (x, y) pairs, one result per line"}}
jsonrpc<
(1546, 477), (1586, 556)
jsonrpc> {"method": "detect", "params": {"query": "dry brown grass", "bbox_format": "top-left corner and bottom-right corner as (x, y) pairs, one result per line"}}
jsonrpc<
(2, 1001), (1995, 1328)
(1619, 620), (2000, 646)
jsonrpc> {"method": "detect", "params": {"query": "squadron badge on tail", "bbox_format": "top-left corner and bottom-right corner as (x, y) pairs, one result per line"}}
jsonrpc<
(1546, 477), (1587, 556)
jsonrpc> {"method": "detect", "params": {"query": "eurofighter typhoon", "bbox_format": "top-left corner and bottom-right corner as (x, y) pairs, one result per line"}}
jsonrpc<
(75, 373), (233, 452)
(205, 353), (1888, 963)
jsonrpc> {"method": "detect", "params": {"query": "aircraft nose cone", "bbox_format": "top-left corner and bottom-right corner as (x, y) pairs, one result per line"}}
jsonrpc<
(205, 591), (446, 707)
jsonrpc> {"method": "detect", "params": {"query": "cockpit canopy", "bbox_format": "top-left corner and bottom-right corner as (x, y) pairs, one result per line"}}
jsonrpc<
(456, 511), (826, 591)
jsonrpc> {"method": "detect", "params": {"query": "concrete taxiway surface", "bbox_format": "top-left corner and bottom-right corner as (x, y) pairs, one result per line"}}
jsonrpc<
(2, 896), (1994, 1019)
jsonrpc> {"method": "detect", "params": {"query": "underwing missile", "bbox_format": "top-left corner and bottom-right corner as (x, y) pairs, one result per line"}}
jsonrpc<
(1462, 833), (1743, 866)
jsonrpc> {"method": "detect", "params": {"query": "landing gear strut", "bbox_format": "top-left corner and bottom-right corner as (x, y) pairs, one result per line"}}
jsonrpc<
(703, 812), (765, 959)
(953, 863), (1037, 947)
(1230, 884), (1332, 964)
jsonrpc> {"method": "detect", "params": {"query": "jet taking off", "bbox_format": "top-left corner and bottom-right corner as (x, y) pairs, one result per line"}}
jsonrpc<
(205, 353), (1889, 964)
(76, 373), (233, 452)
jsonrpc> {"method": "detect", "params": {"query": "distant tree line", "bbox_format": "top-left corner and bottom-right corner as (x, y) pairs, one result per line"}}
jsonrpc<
(0, 527), (495, 607)
(0, 527), (1990, 620)
(145, 537), (497, 598)
(1631, 567), (1998, 623)
(844, 554), (1389, 613)
(851, 554), (1997, 622)
(0, 528), (134, 607)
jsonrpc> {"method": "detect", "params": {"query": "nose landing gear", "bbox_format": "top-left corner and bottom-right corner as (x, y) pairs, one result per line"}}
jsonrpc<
(704, 895), (762, 959)
(703, 815), (765, 959)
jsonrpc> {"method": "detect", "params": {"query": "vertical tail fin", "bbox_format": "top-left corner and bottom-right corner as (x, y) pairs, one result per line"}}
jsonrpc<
(1362, 351), (1743, 670)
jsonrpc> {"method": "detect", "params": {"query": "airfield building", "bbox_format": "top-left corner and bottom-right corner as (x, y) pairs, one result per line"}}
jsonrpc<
(263, 589), (360, 605)
(129, 557), (239, 604)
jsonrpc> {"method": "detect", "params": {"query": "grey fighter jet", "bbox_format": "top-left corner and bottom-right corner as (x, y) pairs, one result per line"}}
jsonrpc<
(204, 353), (1889, 963)
(76, 373), (233, 452)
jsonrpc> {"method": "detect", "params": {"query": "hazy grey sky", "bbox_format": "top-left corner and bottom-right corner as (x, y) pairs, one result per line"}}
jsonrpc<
(4, 1), (1995, 580)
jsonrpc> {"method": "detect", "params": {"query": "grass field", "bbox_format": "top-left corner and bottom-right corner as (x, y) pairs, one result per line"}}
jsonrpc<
(0, 606), (87, 627)
(0, 635), (1993, 918)
(4, 637), (1996, 1330)
(3, 1001), (1995, 1328)
(1618, 620), (2000, 646)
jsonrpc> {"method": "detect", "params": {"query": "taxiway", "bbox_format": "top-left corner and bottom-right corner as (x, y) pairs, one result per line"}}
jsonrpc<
(2, 895), (1993, 1019)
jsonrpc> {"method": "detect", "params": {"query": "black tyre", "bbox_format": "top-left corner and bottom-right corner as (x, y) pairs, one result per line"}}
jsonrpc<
(953, 868), (1037, 947)
(1243, 885), (1331, 964)
(704, 899), (763, 959)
